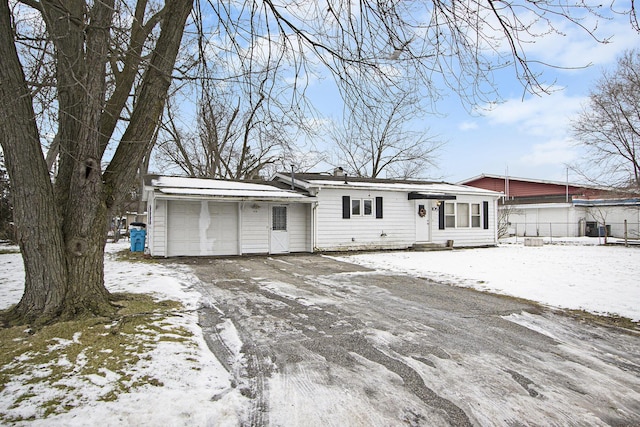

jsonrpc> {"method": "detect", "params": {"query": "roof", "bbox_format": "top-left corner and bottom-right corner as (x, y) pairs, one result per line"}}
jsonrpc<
(273, 172), (501, 197)
(144, 175), (315, 202)
(573, 198), (640, 207)
(459, 173), (605, 190)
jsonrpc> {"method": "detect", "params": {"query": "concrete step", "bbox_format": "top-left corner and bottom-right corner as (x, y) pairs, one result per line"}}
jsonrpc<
(412, 242), (453, 251)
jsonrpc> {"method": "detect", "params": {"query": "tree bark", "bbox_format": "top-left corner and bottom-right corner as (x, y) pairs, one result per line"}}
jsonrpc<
(0, 0), (193, 324)
(0, 0), (68, 322)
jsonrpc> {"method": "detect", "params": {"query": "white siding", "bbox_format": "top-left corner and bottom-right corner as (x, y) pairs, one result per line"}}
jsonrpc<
(432, 196), (497, 247)
(505, 204), (577, 237)
(148, 197), (167, 257)
(288, 203), (311, 252)
(314, 189), (415, 251)
(241, 202), (270, 254)
(580, 205), (640, 238)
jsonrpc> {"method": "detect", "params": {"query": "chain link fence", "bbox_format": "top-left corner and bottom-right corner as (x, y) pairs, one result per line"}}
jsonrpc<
(504, 221), (640, 240)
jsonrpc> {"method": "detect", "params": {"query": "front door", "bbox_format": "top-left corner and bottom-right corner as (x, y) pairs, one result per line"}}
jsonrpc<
(415, 200), (431, 243)
(270, 205), (289, 254)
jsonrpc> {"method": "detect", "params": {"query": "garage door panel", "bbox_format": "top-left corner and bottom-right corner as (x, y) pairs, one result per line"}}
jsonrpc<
(167, 200), (238, 256)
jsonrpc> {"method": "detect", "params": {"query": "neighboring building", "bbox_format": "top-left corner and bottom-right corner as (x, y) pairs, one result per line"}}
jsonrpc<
(143, 172), (502, 257)
(461, 174), (640, 239)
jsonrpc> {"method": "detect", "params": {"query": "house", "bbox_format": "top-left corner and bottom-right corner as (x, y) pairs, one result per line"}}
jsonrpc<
(461, 174), (640, 238)
(143, 173), (502, 257)
(272, 171), (501, 251)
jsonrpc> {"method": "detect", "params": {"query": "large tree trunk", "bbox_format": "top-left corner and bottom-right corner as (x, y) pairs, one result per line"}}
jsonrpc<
(0, 0), (68, 323)
(0, 0), (193, 325)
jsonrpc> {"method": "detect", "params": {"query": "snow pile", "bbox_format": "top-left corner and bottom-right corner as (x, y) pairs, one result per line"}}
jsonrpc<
(335, 241), (640, 321)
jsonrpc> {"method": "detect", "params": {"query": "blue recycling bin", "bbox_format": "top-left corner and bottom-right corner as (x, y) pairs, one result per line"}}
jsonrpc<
(130, 228), (146, 252)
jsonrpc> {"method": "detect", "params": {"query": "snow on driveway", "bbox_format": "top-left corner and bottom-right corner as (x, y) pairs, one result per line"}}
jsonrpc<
(335, 241), (640, 322)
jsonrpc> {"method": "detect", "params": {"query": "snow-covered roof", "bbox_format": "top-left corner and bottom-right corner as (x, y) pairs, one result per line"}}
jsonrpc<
(273, 173), (501, 197)
(146, 175), (314, 201)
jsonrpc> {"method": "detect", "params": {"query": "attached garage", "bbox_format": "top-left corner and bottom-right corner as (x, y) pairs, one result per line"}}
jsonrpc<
(144, 176), (315, 257)
(166, 200), (239, 256)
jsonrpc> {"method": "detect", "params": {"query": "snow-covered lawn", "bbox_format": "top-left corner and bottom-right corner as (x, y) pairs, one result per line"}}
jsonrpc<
(0, 242), (248, 426)
(335, 238), (640, 322)
(1, 239), (638, 425)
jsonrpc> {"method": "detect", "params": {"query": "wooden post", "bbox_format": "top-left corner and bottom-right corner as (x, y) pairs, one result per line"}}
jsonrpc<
(625, 219), (628, 247)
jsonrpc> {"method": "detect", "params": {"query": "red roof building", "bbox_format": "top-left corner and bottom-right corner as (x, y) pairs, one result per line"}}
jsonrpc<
(460, 174), (607, 203)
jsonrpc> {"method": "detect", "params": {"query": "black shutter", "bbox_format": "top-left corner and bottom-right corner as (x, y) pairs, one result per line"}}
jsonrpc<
(342, 196), (351, 219)
(483, 201), (489, 229)
(438, 203), (445, 229)
(375, 197), (383, 218)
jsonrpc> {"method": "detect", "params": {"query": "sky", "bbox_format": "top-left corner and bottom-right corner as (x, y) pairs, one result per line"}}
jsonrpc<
(299, 9), (640, 184)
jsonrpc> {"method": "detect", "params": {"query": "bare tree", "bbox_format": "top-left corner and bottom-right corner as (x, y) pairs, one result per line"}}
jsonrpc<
(155, 76), (302, 179)
(330, 94), (443, 179)
(1, 0), (637, 324)
(497, 204), (523, 239)
(571, 50), (640, 189)
(1, 0), (193, 324)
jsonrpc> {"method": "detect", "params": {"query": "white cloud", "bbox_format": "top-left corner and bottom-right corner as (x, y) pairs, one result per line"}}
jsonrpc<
(482, 91), (588, 138)
(520, 138), (577, 166)
(458, 121), (479, 131)
(519, 13), (640, 70)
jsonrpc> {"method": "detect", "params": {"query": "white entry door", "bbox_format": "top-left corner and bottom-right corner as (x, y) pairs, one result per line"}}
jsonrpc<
(270, 205), (289, 254)
(415, 200), (431, 243)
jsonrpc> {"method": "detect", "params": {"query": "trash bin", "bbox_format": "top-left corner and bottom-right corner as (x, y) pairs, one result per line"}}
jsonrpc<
(598, 225), (611, 237)
(129, 223), (146, 252)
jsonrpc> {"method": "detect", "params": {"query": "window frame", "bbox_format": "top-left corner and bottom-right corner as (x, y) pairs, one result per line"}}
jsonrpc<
(444, 202), (456, 228)
(272, 206), (287, 231)
(444, 202), (482, 228)
(351, 198), (373, 217)
(471, 203), (481, 228)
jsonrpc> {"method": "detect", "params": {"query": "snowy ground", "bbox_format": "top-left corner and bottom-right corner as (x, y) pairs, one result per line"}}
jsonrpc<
(0, 239), (638, 425)
(335, 237), (640, 322)
(0, 242), (249, 426)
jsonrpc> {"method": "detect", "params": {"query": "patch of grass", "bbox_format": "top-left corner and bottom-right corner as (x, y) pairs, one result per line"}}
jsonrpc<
(0, 293), (191, 424)
(112, 249), (156, 263)
(560, 309), (639, 333)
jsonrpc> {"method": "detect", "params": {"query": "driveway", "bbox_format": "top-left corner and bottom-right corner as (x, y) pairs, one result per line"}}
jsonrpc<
(179, 254), (640, 426)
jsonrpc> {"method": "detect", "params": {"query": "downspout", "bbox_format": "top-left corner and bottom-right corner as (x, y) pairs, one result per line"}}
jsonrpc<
(238, 202), (244, 255)
(311, 201), (318, 252)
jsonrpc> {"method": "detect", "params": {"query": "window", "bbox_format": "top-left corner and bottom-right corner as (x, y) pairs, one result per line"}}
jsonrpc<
(443, 202), (481, 228)
(363, 199), (373, 216)
(445, 203), (455, 228)
(343, 196), (382, 218)
(457, 203), (469, 227)
(272, 206), (287, 231)
(471, 203), (481, 228)
(351, 199), (360, 215)
(351, 198), (373, 216)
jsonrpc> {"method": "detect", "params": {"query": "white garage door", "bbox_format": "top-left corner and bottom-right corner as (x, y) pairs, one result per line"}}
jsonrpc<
(167, 200), (238, 256)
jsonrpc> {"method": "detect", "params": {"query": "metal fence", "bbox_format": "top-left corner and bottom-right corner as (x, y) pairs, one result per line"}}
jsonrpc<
(504, 221), (640, 240)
